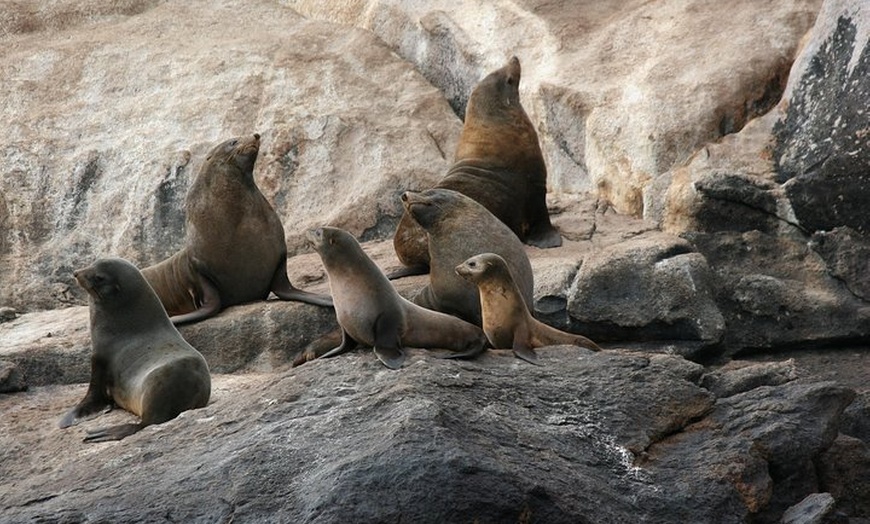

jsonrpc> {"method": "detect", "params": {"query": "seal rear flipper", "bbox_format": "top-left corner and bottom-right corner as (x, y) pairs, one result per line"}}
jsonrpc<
(167, 274), (222, 325)
(438, 338), (489, 360)
(385, 264), (430, 280)
(321, 330), (360, 359)
(525, 224), (562, 249)
(269, 265), (334, 307)
(373, 346), (406, 369)
(83, 423), (145, 443)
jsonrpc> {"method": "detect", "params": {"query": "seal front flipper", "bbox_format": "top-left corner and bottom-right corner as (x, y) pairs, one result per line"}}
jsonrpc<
(321, 330), (360, 359)
(59, 356), (113, 428)
(269, 264), (334, 307)
(512, 325), (541, 365)
(372, 314), (406, 369)
(83, 423), (144, 443)
(167, 274), (221, 325)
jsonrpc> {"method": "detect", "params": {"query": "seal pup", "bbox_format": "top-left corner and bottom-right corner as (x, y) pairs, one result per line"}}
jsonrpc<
(141, 133), (332, 325)
(456, 253), (600, 364)
(402, 188), (533, 326)
(393, 56), (561, 275)
(59, 258), (211, 442)
(306, 227), (487, 369)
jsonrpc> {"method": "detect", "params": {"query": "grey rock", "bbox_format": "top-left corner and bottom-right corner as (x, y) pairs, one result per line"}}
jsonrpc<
(781, 493), (836, 524)
(1, 348), (856, 524)
(0, 360), (26, 393)
(566, 232), (725, 347)
(701, 359), (799, 397)
(816, 435), (870, 518)
(810, 227), (870, 301)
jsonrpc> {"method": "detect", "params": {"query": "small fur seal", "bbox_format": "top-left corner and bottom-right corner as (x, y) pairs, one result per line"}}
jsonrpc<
(402, 188), (534, 326)
(393, 56), (561, 274)
(141, 133), (332, 325)
(59, 258), (211, 442)
(305, 227), (487, 369)
(456, 253), (600, 363)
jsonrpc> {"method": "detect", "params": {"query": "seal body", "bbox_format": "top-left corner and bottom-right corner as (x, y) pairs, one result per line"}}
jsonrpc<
(141, 134), (332, 325)
(59, 258), (211, 442)
(307, 227), (487, 369)
(402, 188), (533, 326)
(456, 253), (600, 363)
(393, 56), (561, 272)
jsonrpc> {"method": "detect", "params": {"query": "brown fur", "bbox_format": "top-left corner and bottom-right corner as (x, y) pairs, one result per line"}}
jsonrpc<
(456, 253), (599, 364)
(393, 56), (560, 272)
(141, 134), (331, 325)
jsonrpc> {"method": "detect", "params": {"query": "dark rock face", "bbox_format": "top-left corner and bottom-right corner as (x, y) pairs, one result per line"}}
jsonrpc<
(0, 349), (857, 524)
(775, 15), (870, 235)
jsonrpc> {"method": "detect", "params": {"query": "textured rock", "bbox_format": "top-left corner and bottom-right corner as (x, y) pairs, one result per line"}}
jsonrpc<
(816, 435), (870, 518)
(0, 0), (460, 312)
(566, 232), (724, 348)
(289, 0), (820, 214)
(701, 359), (798, 398)
(781, 493), (836, 524)
(0, 360), (27, 393)
(0, 348), (857, 524)
(647, 0), (870, 354)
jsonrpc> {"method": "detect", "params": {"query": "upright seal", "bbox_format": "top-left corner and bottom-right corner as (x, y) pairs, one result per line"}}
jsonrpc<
(402, 188), (534, 326)
(142, 133), (332, 325)
(456, 253), (600, 363)
(59, 258), (211, 442)
(304, 227), (487, 369)
(393, 56), (561, 273)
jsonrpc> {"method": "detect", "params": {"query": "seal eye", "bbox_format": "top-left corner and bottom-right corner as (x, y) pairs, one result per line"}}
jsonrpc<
(468, 261), (477, 268)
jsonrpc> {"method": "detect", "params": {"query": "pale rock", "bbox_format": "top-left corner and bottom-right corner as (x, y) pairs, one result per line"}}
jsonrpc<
(289, 0), (821, 213)
(0, 0), (460, 312)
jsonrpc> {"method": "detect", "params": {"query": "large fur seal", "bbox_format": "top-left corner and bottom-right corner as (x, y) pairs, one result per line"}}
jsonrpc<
(402, 188), (534, 326)
(393, 56), (561, 273)
(141, 133), (332, 325)
(456, 253), (600, 364)
(59, 258), (211, 442)
(305, 227), (487, 369)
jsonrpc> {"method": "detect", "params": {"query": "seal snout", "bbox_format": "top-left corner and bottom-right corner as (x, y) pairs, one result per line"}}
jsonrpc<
(253, 133), (260, 140)
(306, 227), (325, 248)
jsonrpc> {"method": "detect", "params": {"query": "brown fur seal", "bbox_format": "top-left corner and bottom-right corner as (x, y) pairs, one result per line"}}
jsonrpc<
(402, 188), (534, 326)
(456, 253), (600, 364)
(304, 227), (487, 369)
(141, 133), (332, 325)
(393, 56), (561, 274)
(59, 258), (211, 442)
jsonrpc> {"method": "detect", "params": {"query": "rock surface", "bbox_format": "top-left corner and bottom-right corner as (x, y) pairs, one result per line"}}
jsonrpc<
(2, 1), (870, 522)
(0, 348), (858, 524)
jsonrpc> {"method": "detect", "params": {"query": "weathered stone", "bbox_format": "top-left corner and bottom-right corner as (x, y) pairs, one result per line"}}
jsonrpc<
(0, 360), (26, 393)
(781, 493), (836, 524)
(816, 435), (870, 518)
(2, 347), (856, 524)
(810, 227), (870, 301)
(0, 0), (459, 313)
(289, 0), (820, 215)
(566, 232), (725, 348)
(701, 359), (798, 397)
(775, 2), (870, 235)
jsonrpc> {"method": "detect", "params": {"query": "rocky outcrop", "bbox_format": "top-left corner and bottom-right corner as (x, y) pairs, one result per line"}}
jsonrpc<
(649, 0), (870, 354)
(0, 349), (858, 524)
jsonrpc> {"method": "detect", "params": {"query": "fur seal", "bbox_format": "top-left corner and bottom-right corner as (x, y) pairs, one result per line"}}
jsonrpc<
(59, 258), (211, 442)
(402, 188), (534, 326)
(393, 56), (561, 274)
(141, 133), (332, 325)
(305, 226), (487, 369)
(456, 253), (601, 364)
